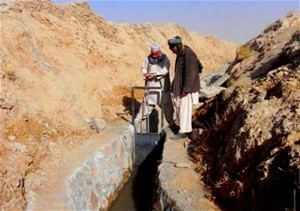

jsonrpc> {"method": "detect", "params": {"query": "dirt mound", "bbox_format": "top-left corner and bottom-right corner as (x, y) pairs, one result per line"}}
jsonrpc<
(190, 12), (300, 210)
(0, 0), (236, 209)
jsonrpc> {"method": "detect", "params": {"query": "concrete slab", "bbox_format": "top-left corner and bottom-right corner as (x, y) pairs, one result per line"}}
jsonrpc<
(199, 86), (226, 99)
(210, 73), (230, 87)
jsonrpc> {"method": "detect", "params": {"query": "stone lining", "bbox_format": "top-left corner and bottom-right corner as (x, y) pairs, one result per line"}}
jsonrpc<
(26, 123), (134, 210)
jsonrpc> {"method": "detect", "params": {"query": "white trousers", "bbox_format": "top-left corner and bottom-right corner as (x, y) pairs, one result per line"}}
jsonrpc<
(174, 92), (199, 133)
(135, 86), (162, 122)
(135, 96), (155, 121)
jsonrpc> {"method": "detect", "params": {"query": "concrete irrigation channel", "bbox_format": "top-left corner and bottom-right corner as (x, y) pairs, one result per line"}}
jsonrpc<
(26, 120), (216, 210)
(109, 125), (218, 211)
(109, 85), (219, 210)
(26, 73), (229, 210)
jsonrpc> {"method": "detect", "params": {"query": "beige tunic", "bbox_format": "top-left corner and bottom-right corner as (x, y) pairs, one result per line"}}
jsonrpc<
(135, 56), (169, 121)
(141, 58), (168, 105)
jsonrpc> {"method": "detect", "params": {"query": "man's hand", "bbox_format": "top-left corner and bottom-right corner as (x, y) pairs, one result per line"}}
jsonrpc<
(144, 73), (155, 79)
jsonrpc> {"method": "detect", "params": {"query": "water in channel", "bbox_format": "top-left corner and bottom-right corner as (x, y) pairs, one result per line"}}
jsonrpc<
(109, 133), (165, 211)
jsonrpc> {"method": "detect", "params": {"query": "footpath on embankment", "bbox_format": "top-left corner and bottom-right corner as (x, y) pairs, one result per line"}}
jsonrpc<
(156, 127), (219, 211)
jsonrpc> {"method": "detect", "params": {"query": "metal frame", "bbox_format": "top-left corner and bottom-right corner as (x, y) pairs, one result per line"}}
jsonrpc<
(131, 86), (164, 133)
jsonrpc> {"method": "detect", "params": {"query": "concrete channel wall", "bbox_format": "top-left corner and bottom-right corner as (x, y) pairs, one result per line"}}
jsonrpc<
(26, 122), (135, 210)
(27, 121), (217, 211)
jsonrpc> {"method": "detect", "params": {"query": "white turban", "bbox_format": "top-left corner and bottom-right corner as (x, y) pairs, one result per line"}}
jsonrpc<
(150, 44), (160, 52)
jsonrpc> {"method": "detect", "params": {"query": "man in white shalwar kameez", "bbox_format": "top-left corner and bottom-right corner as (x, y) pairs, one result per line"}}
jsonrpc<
(135, 44), (180, 134)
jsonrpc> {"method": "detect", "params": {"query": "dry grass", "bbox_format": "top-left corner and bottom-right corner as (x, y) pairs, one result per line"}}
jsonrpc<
(2, 68), (16, 81)
(235, 45), (253, 62)
(188, 92), (247, 208)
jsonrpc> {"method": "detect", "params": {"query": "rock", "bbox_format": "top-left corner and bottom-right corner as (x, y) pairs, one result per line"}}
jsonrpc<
(84, 117), (92, 124)
(90, 118), (106, 133)
(8, 135), (16, 141)
(174, 162), (190, 168)
(6, 141), (28, 153)
(199, 86), (226, 98)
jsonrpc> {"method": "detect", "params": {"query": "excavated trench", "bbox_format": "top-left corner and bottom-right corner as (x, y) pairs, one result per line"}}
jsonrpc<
(190, 94), (300, 211)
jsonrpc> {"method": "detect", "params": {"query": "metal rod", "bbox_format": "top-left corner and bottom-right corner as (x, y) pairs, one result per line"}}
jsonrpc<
(131, 87), (135, 125)
(131, 86), (163, 90)
(146, 88), (150, 133)
(160, 91), (164, 131)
